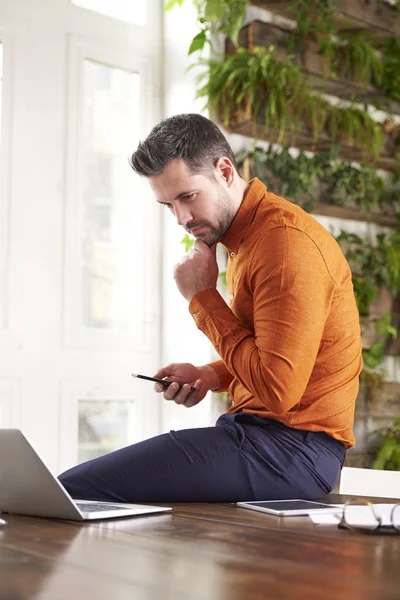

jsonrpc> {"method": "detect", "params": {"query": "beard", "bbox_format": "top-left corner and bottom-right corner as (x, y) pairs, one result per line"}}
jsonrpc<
(186, 184), (234, 247)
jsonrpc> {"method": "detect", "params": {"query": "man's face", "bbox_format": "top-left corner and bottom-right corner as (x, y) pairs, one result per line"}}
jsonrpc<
(149, 158), (235, 247)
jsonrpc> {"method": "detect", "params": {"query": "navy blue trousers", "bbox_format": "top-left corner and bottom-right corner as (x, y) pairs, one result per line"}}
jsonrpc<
(59, 413), (346, 503)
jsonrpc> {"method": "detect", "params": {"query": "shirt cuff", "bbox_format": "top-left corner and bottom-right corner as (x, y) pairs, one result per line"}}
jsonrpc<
(188, 288), (227, 324)
(207, 360), (234, 393)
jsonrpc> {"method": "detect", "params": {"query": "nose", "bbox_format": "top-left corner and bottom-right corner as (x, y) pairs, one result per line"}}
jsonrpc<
(174, 203), (192, 227)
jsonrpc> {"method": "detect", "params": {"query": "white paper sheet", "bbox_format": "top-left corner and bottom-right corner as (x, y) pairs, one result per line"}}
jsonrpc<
(309, 503), (399, 527)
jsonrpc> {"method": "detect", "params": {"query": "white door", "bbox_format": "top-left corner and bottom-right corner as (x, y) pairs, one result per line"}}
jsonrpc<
(0, 0), (162, 472)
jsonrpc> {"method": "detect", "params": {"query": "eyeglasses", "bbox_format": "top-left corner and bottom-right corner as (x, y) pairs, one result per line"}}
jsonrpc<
(339, 498), (400, 534)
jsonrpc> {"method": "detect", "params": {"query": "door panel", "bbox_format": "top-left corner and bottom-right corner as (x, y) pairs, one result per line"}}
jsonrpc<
(0, 0), (162, 472)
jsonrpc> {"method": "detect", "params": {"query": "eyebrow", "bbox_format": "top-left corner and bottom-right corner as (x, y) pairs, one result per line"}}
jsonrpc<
(156, 190), (196, 204)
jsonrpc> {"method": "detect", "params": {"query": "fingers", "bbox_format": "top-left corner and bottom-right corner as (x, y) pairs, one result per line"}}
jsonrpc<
(164, 379), (202, 406)
(152, 364), (175, 393)
(153, 365), (174, 379)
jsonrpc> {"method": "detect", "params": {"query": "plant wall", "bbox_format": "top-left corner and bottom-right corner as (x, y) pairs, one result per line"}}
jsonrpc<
(167, 0), (400, 467)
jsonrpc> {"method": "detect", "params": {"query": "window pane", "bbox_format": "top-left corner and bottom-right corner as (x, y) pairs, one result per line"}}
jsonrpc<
(71, 0), (146, 26)
(81, 60), (141, 329)
(78, 399), (135, 463)
(0, 42), (4, 330)
(0, 43), (3, 137)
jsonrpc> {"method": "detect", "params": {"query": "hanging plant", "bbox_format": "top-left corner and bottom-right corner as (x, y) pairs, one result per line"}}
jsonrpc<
(237, 145), (393, 215)
(318, 32), (383, 89)
(327, 104), (383, 157)
(378, 36), (400, 103)
(336, 230), (400, 315)
(195, 46), (317, 136)
(313, 154), (386, 211)
(236, 145), (323, 211)
(288, 0), (335, 41)
(165, 0), (247, 53)
(196, 44), (385, 156)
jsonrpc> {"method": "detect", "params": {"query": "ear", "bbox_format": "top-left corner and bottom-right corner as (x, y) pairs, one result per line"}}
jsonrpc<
(214, 157), (235, 188)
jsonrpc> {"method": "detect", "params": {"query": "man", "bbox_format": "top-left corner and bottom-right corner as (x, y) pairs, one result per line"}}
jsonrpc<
(59, 113), (362, 503)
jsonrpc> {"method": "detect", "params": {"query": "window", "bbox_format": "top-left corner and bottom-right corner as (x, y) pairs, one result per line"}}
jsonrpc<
(0, 42), (4, 329)
(71, 0), (146, 26)
(78, 399), (135, 463)
(81, 59), (141, 329)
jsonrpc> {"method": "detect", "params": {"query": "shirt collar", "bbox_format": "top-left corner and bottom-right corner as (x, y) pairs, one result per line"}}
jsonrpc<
(221, 178), (266, 254)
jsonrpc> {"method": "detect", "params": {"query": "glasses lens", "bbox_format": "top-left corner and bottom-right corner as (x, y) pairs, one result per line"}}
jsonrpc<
(344, 504), (380, 531)
(392, 505), (400, 531)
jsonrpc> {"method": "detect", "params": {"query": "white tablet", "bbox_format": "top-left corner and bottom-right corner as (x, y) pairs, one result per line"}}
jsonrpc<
(236, 499), (343, 516)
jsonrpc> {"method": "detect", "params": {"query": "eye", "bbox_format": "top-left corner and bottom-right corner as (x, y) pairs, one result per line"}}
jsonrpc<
(161, 202), (173, 209)
(182, 193), (196, 201)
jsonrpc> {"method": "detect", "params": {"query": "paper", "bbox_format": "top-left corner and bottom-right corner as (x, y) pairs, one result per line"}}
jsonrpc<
(309, 503), (399, 527)
(309, 513), (341, 525)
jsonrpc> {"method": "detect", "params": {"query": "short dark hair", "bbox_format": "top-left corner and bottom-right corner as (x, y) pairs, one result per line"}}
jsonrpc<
(130, 113), (238, 177)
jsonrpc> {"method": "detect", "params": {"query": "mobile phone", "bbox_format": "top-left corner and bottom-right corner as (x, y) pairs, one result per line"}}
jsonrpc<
(131, 373), (196, 393)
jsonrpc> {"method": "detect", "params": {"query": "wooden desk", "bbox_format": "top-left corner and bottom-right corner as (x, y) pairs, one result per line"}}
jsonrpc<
(0, 495), (399, 600)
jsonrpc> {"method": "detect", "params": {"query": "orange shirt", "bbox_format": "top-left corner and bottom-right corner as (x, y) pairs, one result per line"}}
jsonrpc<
(189, 178), (362, 448)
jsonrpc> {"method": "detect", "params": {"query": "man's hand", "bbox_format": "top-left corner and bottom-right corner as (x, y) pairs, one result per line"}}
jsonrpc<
(173, 240), (219, 302)
(152, 363), (220, 408)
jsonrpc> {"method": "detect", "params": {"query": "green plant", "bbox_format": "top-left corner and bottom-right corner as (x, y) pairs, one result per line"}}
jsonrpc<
(196, 46), (385, 155)
(373, 418), (400, 471)
(288, 0), (335, 40)
(180, 233), (195, 252)
(315, 155), (385, 211)
(195, 46), (311, 136)
(237, 145), (322, 211)
(318, 32), (383, 89)
(378, 36), (400, 104)
(165, 0), (247, 53)
(360, 313), (397, 404)
(238, 145), (389, 214)
(335, 230), (400, 315)
(362, 313), (398, 369)
(327, 104), (383, 157)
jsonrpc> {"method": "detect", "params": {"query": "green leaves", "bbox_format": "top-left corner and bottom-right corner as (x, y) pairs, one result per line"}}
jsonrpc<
(363, 342), (385, 369)
(180, 234), (195, 252)
(189, 30), (208, 55)
(335, 228), (400, 321)
(379, 36), (400, 103)
(219, 271), (227, 287)
(362, 315), (397, 371)
(375, 313), (397, 340)
(238, 145), (389, 216)
(353, 277), (378, 316)
(318, 32), (383, 90)
(164, 0), (186, 12)
(197, 43), (384, 156)
(196, 45), (310, 135)
(169, 1), (247, 54)
(373, 418), (400, 471)
(203, 0), (226, 22)
(180, 236), (228, 291)
(328, 104), (383, 157)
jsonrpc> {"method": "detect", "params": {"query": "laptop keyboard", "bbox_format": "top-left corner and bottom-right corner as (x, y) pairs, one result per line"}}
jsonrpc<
(76, 502), (129, 512)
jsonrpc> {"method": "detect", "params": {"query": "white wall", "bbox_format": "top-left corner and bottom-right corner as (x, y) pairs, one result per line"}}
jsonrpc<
(160, 0), (218, 433)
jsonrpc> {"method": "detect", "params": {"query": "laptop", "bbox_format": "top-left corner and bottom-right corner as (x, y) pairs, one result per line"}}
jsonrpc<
(0, 429), (172, 521)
